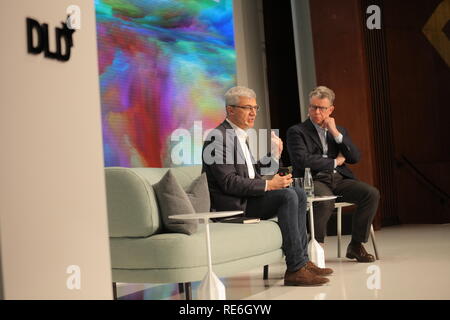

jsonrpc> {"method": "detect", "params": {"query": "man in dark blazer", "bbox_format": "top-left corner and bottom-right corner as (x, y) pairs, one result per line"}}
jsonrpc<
(202, 86), (333, 286)
(286, 86), (380, 263)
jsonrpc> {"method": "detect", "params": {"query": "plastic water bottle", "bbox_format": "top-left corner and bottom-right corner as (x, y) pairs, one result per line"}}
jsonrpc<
(304, 168), (314, 198)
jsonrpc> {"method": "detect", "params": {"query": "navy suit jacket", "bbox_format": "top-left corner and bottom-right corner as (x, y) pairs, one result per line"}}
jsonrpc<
(286, 118), (360, 179)
(202, 120), (278, 212)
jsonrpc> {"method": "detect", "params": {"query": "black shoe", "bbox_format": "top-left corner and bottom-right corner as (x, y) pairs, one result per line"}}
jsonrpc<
(346, 243), (375, 263)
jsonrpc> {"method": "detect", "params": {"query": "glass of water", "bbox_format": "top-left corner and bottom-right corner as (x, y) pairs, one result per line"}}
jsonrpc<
(290, 177), (303, 189)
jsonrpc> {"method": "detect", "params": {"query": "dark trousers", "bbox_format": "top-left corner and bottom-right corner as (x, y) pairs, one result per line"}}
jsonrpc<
(245, 186), (309, 272)
(312, 172), (380, 243)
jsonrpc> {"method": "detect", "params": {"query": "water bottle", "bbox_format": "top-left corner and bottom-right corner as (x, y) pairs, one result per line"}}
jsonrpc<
(304, 168), (314, 198)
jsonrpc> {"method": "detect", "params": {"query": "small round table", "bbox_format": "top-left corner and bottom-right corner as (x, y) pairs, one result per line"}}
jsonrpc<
(306, 195), (338, 267)
(169, 211), (243, 300)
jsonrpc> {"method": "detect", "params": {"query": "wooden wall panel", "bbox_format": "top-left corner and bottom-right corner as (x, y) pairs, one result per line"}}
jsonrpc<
(361, 0), (399, 226)
(383, 0), (450, 223)
(309, 0), (450, 225)
(309, 0), (375, 186)
(309, 0), (382, 227)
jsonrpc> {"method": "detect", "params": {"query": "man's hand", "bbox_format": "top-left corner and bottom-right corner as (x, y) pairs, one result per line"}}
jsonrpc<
(271, 131), (283, 160)
(267, 174), (292, 191)
(336, 153), (346, 166)
(322, 117), (341, 138)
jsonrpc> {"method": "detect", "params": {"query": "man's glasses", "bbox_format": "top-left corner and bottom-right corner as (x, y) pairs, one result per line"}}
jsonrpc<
(309, 105), (330, 112)
(230, 105), (261, 112)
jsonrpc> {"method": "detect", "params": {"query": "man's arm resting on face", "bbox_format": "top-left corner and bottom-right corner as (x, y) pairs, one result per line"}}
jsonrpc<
(286, 126), (335, 173)
(333, 127), (361, 164)
(323, 118), (360, 165)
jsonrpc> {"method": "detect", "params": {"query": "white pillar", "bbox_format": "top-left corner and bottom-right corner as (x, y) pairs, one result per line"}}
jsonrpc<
(0, 0), (112, 299)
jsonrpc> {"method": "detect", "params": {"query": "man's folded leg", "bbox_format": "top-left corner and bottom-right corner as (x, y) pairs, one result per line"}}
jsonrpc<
(334, 178), (380, 262)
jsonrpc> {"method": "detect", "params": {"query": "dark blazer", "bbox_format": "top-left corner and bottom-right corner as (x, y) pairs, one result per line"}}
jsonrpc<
(286, 118), (360, 179)
(202, 120), (278, 212)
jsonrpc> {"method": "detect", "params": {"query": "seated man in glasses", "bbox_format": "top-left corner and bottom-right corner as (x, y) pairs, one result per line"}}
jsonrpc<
(202, 86), (333, 286)
(286, 86), (380, 262)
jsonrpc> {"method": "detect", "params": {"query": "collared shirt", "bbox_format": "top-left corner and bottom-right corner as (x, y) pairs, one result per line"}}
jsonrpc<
(225, 118), (255, 179)
(311, 118), (343, 169)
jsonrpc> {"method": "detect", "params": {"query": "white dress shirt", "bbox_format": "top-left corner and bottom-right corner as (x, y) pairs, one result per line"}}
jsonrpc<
(225, 119), (255, 178)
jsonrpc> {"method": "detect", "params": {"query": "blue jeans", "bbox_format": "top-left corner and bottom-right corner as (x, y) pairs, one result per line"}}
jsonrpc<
(245, 186), (309, 272)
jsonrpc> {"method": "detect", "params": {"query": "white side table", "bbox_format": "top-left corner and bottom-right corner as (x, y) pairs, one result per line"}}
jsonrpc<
(169, 211), (242, 300)
(306, 195), (337, 267)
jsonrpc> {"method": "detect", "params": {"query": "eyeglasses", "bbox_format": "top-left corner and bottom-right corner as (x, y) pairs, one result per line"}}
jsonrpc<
(309, 105), (331, 112)
(230, 105), (260, 112)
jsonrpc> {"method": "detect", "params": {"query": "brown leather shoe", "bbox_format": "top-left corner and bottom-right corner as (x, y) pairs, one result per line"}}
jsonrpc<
(284, 266), (329, 286)
(346, 243), (375, 262)
(305, 261), (334, 276)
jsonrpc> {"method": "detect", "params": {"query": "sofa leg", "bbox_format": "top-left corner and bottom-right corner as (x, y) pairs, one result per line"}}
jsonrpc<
(263, 265), (269, 280)
(184, 282), (192, 300)
(112, 282), (117, 300)
(178, 283), (185, 294)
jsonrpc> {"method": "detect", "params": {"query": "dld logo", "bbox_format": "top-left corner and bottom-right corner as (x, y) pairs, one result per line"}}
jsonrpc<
(26, 17), (76, 62)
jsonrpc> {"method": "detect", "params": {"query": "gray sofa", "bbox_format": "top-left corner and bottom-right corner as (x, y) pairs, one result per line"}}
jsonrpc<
(105, 165), (283, 299)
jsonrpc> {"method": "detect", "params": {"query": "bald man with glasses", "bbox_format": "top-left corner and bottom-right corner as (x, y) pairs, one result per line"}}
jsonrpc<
(286, 86), (380, 263)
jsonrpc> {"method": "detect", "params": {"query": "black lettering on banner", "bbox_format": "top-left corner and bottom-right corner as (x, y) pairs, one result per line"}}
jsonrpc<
(26, 17), (75, 62)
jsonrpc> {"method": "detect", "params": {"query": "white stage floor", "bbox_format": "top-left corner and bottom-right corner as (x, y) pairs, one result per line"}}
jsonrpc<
(116, 224), (450, 300)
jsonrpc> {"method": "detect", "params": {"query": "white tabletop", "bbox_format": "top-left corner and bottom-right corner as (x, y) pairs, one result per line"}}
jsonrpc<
(169, 211), (243, 220)
(307, 195), (338, 202)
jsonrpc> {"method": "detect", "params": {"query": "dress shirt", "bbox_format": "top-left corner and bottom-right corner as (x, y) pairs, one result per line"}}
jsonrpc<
(225, 119), (255, 178)
(226, 119), (271, 191)
(311, 118), (343, 169)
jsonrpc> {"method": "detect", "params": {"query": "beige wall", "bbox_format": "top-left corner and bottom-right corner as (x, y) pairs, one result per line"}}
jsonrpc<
(234, 0), (271, 132)
(291, 0), (317, 120)
(0, 0), (112, 299)
(234, 0), (273, 157)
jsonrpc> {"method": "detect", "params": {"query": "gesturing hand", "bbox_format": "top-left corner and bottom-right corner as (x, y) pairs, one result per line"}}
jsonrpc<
(267, 174), (293, 191)
(271, 131), (283, 160)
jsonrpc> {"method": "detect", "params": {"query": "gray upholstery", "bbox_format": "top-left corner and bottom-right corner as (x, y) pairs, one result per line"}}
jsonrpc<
(186, 173), (211, 213)
(153, 170), (198, 235)
(105, 165), (283, 284)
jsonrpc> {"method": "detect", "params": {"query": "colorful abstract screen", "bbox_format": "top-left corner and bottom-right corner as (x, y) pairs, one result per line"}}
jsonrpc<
(96, 0), (236, 167)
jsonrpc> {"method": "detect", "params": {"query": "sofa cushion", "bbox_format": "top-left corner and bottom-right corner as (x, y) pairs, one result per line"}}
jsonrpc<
(153, 170), (198, 235)
(186, 173), (210, 213)
(105, 166), (203, 238)
(110, 220), (283, 269)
